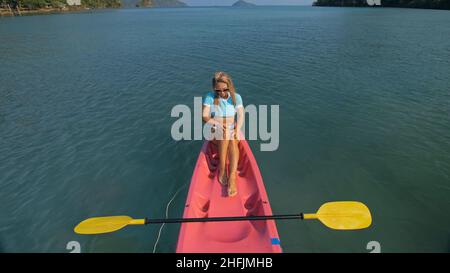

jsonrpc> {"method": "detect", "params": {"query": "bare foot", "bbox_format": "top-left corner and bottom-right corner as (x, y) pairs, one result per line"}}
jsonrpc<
(218, 170), (227, 186)
(228, 173), (237, 197)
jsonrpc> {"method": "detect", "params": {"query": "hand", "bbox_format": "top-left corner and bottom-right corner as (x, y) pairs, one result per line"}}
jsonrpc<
(208, 119), (220, 127)
(222, 123), (228, 132)
(233, 130), (242, 140)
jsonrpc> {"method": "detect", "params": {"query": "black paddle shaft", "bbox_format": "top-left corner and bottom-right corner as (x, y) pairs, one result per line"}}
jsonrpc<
(145, 214), (304, 224)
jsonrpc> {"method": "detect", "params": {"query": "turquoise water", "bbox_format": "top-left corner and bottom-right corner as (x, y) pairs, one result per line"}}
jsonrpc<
(1, 7), (449, 253)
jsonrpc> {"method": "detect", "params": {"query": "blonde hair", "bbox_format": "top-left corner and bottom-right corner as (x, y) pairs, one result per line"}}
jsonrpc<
(212, 71), (236, 106)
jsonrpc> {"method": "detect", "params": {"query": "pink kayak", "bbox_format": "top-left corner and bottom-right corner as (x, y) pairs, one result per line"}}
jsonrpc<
(176, 137), (282, 253)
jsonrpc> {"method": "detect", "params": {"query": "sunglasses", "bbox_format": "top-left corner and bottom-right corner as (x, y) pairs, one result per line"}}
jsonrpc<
(215, 89), (229, 93)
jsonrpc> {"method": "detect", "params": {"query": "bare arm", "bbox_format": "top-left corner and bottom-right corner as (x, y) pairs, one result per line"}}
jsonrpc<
(202, 105), (219, 126)
(235, 106), (244, 138)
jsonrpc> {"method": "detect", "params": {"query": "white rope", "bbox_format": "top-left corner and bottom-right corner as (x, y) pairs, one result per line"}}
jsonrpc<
(152, 183), (188, 253)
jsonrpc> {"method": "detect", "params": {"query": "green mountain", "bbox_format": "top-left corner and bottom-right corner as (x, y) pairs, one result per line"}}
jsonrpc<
(7, 0), (121, 9)
(232, 0), (256, 7)
(313, 0), (450, 9)
(7, 0), (186, 9)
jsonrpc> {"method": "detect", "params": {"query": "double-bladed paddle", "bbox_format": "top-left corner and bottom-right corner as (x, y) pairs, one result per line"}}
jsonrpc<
(74, 201), (372, 235)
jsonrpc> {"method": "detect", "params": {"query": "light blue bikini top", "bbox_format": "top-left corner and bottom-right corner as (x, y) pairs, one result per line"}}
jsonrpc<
(202, 92), (243, 118)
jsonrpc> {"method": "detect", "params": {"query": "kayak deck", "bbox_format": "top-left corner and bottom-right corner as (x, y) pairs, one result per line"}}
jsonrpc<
(176, 139), (282, 253)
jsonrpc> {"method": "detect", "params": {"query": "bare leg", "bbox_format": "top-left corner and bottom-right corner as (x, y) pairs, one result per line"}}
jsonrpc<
(218, 138), (229, 185)
(227, 137), (239, 196)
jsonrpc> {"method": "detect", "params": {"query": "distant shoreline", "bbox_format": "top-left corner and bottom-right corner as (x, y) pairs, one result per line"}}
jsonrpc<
(0, 6), (110, 17)
(0, 5), (299, 17)
(2, 4), (449, 18)
(0, 6), (189, 17)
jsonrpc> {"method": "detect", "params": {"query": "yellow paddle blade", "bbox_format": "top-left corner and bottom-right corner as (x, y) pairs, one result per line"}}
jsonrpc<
(74, 216), (135, 235)
(315, 201), (372, 230)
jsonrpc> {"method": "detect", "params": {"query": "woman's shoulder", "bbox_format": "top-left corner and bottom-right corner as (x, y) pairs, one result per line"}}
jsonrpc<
(203, 92), (215, 105)
(234, 93), (243, 104)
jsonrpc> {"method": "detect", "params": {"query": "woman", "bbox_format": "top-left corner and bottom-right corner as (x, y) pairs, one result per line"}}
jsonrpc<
(202, 72), (244, 197)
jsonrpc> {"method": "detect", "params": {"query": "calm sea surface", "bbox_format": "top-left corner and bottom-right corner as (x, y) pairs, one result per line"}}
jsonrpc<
(1, 6), (449, 253)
